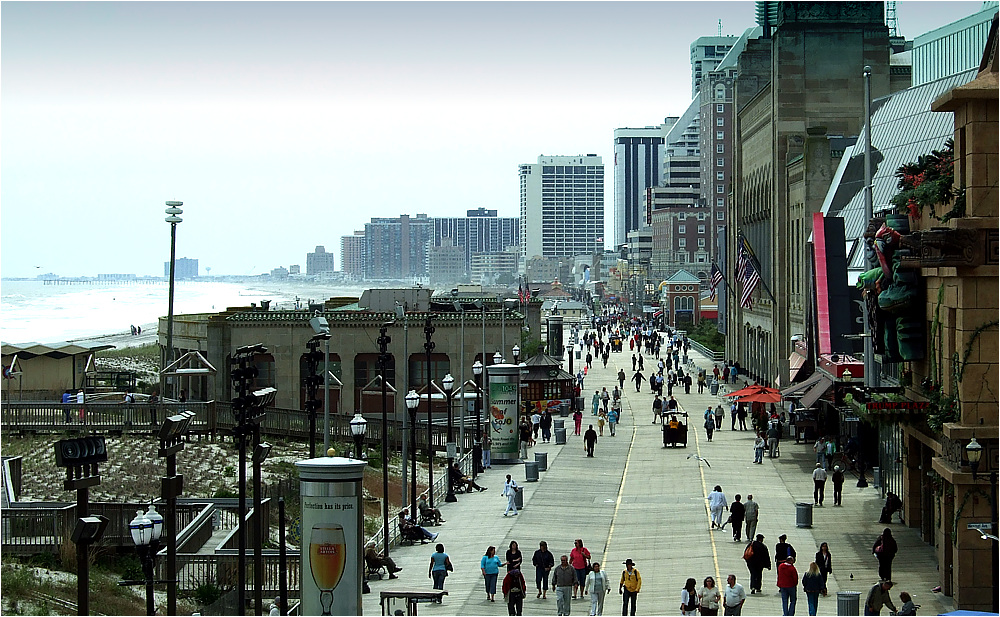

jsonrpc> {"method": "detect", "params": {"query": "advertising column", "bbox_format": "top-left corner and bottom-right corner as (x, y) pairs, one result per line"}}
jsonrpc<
(487, 364), (521, 464)
(296, 457), (367, 616)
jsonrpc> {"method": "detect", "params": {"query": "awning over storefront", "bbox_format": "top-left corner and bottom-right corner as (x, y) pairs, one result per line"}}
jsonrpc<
(788, 352), (807, 383)
(781, 371), (835, 409)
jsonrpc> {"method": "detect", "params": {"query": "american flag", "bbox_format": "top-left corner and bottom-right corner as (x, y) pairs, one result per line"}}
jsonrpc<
(736, 236), (761, 309)
(709, 264), (723, 301)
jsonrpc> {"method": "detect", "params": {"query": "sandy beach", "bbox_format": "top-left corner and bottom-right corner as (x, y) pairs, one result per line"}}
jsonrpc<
(68, 321), (158, 350)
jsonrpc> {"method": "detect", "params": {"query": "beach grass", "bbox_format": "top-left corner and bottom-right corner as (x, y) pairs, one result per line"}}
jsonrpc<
(98, 342), (159, 363)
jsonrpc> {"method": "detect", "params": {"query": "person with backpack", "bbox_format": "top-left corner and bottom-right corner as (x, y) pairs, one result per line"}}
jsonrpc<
(681, 577), (699, 616)
(872, 528), (898, 581)
(502, 565), (527, 615)
(744, 534), (771, 595)
(619, 559), (641, 616)
(705, 408), (716, 441)
(608, 400), (620, 437)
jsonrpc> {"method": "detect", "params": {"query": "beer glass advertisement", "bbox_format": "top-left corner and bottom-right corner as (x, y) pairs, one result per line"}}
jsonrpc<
(301, 494), (359, 615)
(489, 380), (519, 455)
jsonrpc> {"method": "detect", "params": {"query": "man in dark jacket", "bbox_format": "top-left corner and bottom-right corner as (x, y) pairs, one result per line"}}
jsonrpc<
(745, 534), (771, 594)
(730, 495), (747, 542)
(583, 425), (599, 457)
(775, 534), (796, 563)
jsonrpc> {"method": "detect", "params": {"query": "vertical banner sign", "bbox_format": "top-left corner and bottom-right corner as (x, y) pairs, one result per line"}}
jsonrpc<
(487, 364), (521, 462)
(296, 457), (367, 616)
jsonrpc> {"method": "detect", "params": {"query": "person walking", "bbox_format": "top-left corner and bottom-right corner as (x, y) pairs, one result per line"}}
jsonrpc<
(631, 370), (644, 393)
(631, 354), (637, 372)
(541, 410), (553, 443)
(815, 542), (833, 596)
(730, 495), (746, 541)
(715, 404), (725, 430)
(570, 539), (592, 599)
(617, 369), (626, 390)
(699, 576), (722, 616)
(598, 408), (607, 436)
(864, 580), (898, 616)
(708, 485), (728, 530)
(482, 546), (503, 601)
(502, 565), (527, 616)
(505, 540), (524, 572)
(775, 534), (797, 563)
(608, 400), (620, 436)
(601, 387), (611, 412)
(531, 410), (542, 440)
(503, 475), (520, 516)
(832, 465), (845, 506)
(680, 577), (699, 616)
(593, 390), (601, 416)
(552, 555), (576, 616)
(738, 494), (758, 540)
(753, 434), (766, 464)
(584, 562), (610, 616)
(801, 561), (824, 616)
(812, 463), (828, 506)
(584, 425), (599, 457)
(777, 557), (799, 616)
(652, 395), (663, 424)
(619, 559), (641, 616)
(482, 428), (493, 470)
(738, 403), (748, 431)
(684, 373), (692, 394)
(428, 543), (453, 594)
(872, 528), (898, 581)
(744, 534), (771, 594)
(532, 541), (554, 599)
(573, 408), (583, 436)
(723, 574), (747, 616)
(698, 371), (707, 394)
(767, 423), (780, 458)
(705, 408), (716, 441)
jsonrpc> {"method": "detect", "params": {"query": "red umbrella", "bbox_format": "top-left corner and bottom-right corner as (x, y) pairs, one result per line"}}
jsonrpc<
(724, 384), (777, 398)
(735, 390), (783, 403)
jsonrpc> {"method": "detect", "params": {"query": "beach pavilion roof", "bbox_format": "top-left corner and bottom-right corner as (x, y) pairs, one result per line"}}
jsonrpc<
(0, 341), (114, 359)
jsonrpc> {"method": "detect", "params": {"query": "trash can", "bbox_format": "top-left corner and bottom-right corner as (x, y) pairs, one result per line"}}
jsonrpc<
(534, 451), (547, 471)
(524, 461), (539, 482)
(795, 502), (813, 528)
(836, 591), (861, 615)
(559, 403), (570, 417)
(873, 466), (881, 489)
(710, 380), (719, 396)
(554, 419), (565, 430)
(555, 428), (567, 445)
(514, 486), (524, 510)
(576, 350), (582, 359)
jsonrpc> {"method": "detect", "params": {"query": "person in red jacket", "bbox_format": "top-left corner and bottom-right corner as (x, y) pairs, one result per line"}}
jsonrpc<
(502, 565), (527, 616)
(777, 556), (799, 616)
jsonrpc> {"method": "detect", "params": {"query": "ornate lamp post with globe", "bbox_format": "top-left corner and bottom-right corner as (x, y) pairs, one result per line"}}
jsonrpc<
(442, 374), (457, 502)
(472, 360), (484, 479)
(405, 389), (420, 520)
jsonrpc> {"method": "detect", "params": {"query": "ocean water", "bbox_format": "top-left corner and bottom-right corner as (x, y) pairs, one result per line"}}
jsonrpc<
(0, 280), (363, 344)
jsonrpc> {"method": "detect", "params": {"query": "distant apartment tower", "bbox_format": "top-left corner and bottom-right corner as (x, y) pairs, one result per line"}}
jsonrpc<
(306, 246), (336, 275)
(471, 248), (519, 285)
(364, 214), (434, 280)
(431, 207), (519, 274)
(289, 265), (301, 275)
(613, 123), (670, 248)
(690, 35), (738, 98)
(647, 187), (712, 282)
(165, 257), (198, 279)
(428, 236), (468, 285)
(340, 231), (365, 276)
(519, 154), (604, 266)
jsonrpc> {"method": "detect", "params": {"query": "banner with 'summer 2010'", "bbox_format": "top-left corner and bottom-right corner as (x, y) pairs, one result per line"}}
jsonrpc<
(489, 380), (519, 455)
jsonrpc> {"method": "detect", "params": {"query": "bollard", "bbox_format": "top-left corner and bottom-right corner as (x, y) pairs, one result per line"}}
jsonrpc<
(555, 427), (567, 445)
(524, 461), (539, 482)
(836, 591), (861, 615)
(795, 502), (813, 528)
(534, 451), (547, 471)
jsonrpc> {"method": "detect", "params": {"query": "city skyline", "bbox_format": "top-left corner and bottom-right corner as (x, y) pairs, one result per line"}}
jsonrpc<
(1, 1), (980, 278)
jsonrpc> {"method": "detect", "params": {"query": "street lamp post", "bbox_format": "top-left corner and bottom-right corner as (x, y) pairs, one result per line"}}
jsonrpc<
(251, 438), (271, 616)
(158, 410), (195, 617)
(405, 389), (420, 520)
(443, 374), (457, 502)
(472, 360), (484, 479)
(128, 505), (163, 616)
(350, 412), (368, 460)
(512, 345), (521, 365)
(423, 316), (436, 507)
(966, 437), (999, 614)
(163, 201), (183, 401)
(376, 323), (392, 559)
(309, 316), (332, 456)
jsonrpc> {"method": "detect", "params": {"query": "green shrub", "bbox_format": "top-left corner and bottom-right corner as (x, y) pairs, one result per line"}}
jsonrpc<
(193, 583), (222, 606)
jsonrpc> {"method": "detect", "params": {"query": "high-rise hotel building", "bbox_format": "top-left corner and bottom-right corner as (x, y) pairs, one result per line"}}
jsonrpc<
(613, 124), (670, 248)
(519, 154), (604, 266)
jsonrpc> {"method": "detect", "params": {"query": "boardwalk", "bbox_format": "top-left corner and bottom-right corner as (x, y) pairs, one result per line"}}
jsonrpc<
(363, 343), (952, 616)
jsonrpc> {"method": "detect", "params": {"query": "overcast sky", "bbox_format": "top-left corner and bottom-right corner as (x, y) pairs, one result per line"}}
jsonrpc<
(1, 1), (984, 278)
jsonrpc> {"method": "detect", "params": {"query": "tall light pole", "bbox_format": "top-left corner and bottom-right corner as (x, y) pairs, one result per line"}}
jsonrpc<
(309, 316), (332, 454)
(443, 374), (457, 502)
(472, 360), (484, 480)
(376, 323), (392, 559)
(405, 389), (420, 520)
(862, 65), (876, 390)
(163, 201), (182, 400)
(423, 316), (436, 507)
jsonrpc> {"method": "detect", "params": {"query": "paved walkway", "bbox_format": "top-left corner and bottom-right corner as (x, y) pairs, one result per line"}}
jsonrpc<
(364, 341), (951, 616)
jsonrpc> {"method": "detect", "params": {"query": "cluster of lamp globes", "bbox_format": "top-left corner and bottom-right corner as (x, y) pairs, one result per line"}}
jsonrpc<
(129, 505), (164, 549)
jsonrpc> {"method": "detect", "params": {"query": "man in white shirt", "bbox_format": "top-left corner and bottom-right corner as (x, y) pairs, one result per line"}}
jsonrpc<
(503, 474), (520, 516)
(812, 463), (829, 506)
(708, 485), (729, 529)
(723, 574), (747, 615)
